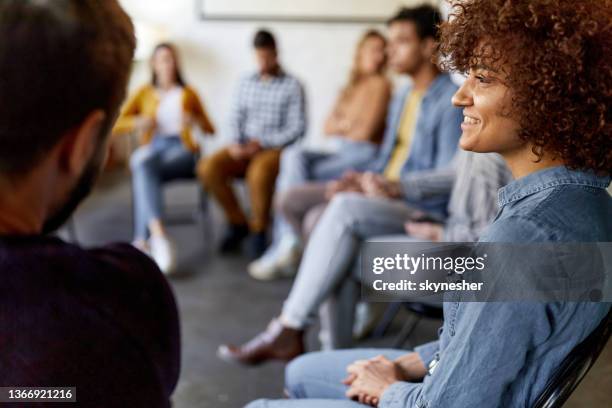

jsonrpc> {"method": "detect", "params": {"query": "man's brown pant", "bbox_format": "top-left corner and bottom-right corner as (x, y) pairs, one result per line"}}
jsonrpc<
(197, 147), (281, 233)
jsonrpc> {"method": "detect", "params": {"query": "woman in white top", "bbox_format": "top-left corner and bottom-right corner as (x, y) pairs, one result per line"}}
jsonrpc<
(114, 43), (215, 274)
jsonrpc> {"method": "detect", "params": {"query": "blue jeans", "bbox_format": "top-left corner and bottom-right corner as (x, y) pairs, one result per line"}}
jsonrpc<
(130, 136), (196, 240)
(245, 349), (409, 408)
(268, 140), (378, 257)
(275, 140), (378, 192)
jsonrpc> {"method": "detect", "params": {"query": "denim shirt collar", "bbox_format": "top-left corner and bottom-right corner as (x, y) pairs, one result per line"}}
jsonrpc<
(498, 165), (611, 207)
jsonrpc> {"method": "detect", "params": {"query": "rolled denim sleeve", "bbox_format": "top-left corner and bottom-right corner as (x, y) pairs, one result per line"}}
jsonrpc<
(377, 340), (438, 408)
(379, 382), (424, 408)
(413, 339), (439, 367)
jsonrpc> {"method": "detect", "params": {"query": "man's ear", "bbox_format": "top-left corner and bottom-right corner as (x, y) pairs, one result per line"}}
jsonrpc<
(58, 110), (107, 175)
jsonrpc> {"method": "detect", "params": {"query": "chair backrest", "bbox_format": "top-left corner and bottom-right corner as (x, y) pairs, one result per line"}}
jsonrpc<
(532, 308), (612, 408)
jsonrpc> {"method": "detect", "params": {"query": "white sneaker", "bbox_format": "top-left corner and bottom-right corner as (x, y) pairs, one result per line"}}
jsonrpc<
(149, 235), (177, 276)
(131, 240), (150, 256)
(248, 238), (301, 281)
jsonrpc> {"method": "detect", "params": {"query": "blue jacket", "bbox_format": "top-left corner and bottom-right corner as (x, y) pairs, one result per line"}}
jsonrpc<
(368, 74), (462, 217)
(380, 166), (612, 408)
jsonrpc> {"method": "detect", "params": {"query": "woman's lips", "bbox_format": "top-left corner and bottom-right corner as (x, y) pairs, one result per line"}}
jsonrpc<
(461, 115), (481, 130)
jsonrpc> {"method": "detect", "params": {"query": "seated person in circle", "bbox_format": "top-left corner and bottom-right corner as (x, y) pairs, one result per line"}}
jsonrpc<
(113, 42), (215, 274)
(250, 29), (391, 280)
(197, 29), (307, 258)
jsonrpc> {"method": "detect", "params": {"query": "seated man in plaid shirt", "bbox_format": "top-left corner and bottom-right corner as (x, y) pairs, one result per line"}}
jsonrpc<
(198, 29), (307, 257)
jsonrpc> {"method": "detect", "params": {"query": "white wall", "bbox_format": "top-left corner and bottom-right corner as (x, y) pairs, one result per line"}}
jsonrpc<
(118, 0), (427, 150)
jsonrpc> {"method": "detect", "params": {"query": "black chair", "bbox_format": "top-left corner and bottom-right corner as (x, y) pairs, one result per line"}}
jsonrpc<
(532, 309), (611, 408)
(373, 301), (443, 348)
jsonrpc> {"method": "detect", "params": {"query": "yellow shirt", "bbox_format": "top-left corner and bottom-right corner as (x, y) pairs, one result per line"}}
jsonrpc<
(383, 90), (423, 181)
(113, 84), (215, 152)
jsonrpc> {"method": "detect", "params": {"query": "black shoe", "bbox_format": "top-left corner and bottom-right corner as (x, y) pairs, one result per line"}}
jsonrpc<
(247, 232), (268, 259)
(220, 224), (249, 253)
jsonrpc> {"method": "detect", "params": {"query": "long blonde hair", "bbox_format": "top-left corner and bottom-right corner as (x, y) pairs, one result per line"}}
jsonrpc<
(340, 30), (387, 101)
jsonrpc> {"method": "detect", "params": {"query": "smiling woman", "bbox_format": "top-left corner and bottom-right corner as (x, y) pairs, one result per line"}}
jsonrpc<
(451, 62), (522, 157)
(437, 0), (612, 175)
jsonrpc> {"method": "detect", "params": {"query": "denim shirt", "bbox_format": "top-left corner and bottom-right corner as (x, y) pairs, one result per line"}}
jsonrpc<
(367, 74), (463, 217)
(380, 166), (612, 408)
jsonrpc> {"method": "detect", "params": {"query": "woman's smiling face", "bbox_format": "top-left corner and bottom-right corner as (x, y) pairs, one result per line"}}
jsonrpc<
(451, 66), (523, 154)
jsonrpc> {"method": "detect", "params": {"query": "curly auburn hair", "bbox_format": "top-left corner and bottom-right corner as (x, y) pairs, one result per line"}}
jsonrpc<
(438, 0), (612, 175)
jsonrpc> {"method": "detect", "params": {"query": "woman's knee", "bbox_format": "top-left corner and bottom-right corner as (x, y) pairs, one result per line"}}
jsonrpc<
(129, 145), (155, 172)
(326, 192), (363, 219)
(284, 352), (326, 398)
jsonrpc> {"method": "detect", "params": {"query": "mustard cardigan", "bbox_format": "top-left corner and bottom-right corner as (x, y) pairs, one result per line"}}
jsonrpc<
(113, 84), (215, 152)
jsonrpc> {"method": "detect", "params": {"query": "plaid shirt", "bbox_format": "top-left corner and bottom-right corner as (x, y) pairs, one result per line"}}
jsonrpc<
(229, 70), (307, 148)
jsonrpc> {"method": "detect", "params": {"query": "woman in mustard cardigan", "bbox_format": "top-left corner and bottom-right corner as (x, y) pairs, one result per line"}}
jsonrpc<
(113, 42), (215, 274)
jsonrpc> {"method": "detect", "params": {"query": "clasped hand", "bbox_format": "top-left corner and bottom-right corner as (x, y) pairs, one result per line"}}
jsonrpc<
(228, 140), (262, 160)
(342, 355), (400, 407)
(342, 352), (427, 407)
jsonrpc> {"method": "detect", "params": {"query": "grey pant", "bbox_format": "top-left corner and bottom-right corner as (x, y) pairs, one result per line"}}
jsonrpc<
(281, 192), (419, 331)
(277, 182), (328, 240)
(319, 235), (443, 349)
(270, 141), (378, 251)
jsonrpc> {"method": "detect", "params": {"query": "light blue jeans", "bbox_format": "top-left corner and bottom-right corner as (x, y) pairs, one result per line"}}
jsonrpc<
(245, 349), (410, 408)
(267, 140), (378, 257)
(130, 136), (196, 240)
(281, 193), (419, 331)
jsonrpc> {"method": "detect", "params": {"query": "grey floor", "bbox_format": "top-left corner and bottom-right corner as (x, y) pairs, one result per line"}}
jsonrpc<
(62, 170), (611, 408)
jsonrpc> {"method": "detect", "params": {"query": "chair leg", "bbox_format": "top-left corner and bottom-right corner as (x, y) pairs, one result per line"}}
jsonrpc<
(372, 302), (403, 338)
(393, 314), (421, 349)
(198, 187), (213, 252)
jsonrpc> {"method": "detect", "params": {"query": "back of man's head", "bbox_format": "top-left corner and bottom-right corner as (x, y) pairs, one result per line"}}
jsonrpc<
(387, 4), (442, 40)
(0, 0), (135, 176)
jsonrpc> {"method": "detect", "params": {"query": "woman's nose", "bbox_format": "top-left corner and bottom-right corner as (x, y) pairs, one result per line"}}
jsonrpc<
(452, 80), (473, 107)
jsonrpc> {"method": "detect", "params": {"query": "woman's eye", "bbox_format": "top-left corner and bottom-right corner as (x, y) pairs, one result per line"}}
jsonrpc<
(475, 74), (493, 84)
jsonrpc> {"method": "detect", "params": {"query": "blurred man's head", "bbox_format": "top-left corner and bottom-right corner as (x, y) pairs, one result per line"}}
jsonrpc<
(0, 0), (135, 234)
(387, 5), (441, 75)
(253, 29), (279, 76)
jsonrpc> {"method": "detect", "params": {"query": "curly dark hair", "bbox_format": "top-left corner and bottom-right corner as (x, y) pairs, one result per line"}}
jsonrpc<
(438, 0), (612, 175)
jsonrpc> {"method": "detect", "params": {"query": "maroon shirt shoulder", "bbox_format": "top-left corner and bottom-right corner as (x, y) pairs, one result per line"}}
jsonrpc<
(0, 236), (180, 408)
